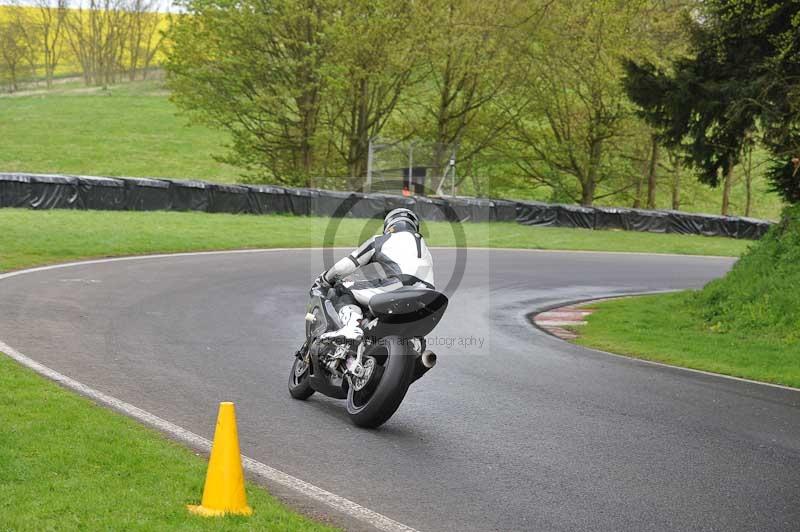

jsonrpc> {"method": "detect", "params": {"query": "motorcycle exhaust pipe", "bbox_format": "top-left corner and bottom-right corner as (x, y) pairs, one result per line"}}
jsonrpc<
(411, 350), (437, 383)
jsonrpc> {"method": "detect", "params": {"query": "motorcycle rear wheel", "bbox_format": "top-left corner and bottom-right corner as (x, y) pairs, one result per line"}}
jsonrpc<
(346, 336), (415, 428)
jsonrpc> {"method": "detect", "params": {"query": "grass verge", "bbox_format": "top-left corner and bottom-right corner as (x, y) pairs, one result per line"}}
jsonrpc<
(575, 205), (800, 389)
(0, 208), (749, 272)
(0, 355), (336, 531)
(575, 292), (800, 389)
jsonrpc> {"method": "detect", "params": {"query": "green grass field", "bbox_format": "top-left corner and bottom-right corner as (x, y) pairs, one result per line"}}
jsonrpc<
(0, 355), (336, 531)
(0, 80), (236, 182)
(576, 292), (800, 388)
(0, 208), (750, 272)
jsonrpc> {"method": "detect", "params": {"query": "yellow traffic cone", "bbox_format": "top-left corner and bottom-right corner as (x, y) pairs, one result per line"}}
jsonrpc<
(188, 402), (253, 517)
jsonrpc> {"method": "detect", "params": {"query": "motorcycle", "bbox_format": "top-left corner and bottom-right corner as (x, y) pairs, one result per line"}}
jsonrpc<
(288, 264), (448, 428)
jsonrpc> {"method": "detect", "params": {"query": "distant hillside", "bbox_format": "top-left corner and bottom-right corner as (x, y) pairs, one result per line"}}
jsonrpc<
(0, 4), (170, 84)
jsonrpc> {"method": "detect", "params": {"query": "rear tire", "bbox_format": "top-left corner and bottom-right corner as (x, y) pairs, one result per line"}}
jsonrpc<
(288, 357), (315, 400)
(346, 336), (415, 428)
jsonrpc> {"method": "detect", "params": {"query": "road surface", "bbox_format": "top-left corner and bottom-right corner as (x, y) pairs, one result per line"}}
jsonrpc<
(1, 248), (798, 531)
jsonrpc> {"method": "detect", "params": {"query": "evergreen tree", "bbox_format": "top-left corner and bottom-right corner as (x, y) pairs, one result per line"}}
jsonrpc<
(624, 0), (800, 205)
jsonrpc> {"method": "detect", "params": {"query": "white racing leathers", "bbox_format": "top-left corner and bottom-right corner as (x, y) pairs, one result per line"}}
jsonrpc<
(322, 231), (435, 338)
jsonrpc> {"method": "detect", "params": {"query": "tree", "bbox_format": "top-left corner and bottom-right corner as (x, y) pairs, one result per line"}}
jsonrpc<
(0, 5), (37, 92)
(624, 0), (800, 208)
(624, 57), (745, 215)
(768, 159), (800, 205)
(667, 151), (683, 210)
(167, 0), (420, 187)
(167, 0), (333, 185)
(33, 0), (68, 88)
(403, 0), (538, 194)
(125, 0), (166, 81)
(640, 0), (694, 210)
(507, 0), (660, 206)
(321, 0), (419, 185)
(162, 0), (709, 205)
(65, 0), (130, 87)
(643, 132), (659, 209)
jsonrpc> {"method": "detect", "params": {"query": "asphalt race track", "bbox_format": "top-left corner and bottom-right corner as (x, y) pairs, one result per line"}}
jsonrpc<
(1, 248), (798, 531)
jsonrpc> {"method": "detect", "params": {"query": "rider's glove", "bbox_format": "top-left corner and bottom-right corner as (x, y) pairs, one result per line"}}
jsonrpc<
(316, 274), (332, 290)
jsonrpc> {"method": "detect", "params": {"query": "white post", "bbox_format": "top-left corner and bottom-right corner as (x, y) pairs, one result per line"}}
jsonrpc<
(449, 152), (456, 197)
(366, 138), (374, 193)
(408, 144), (414, 194)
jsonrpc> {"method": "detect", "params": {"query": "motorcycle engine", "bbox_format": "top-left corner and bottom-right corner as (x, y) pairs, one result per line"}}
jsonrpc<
(322, 342), (349, 373)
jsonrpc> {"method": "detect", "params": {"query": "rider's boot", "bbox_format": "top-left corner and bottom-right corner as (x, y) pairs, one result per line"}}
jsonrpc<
(321, 304), (364, 341)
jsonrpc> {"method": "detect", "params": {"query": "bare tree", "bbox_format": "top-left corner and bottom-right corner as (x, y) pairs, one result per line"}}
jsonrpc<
(0, 4), (37, 92)
(125, 0), (165, 80)
(645, 133), (659, 209)
(742, 133), (756, 217)
(721, 165), (734, 216)
(33, 0), (68, 88)
(668, 152), (682, 210)
(65, 0), (130, 87)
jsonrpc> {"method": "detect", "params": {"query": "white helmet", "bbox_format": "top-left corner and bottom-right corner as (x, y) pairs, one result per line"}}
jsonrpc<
(383, 208), (420, 234)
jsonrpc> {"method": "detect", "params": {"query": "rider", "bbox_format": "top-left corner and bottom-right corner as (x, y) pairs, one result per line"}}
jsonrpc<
(317, 208), (435, 341)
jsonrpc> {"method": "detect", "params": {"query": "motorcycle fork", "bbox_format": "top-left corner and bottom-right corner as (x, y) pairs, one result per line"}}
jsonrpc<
(345, 342), (367, 379)
(294, 339), (310, 363)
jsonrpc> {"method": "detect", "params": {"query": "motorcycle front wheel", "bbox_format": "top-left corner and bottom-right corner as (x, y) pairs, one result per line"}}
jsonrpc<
(288, 356), (315, 400)
(346, 336), (415, 428)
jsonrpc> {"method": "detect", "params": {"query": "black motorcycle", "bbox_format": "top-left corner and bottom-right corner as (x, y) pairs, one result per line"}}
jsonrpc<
(288, 264), (448, 428)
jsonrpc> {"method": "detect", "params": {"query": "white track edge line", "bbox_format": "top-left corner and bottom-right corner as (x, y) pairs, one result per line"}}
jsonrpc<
(532, 294), (800, 394)
(0, 248), (297, 281)
(0, 339), (419, 532)
(0, 245), (737, 283)
(582, 342), (800, 393)
(431, 246), (739, 259)
(0, 247), (425, 531)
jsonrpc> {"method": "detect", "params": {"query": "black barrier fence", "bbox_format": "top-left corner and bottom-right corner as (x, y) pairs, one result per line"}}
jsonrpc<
(0, 172), (774, 239)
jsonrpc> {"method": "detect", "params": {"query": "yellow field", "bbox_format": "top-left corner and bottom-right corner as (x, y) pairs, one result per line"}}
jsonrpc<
(0, 5), (171, 81)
